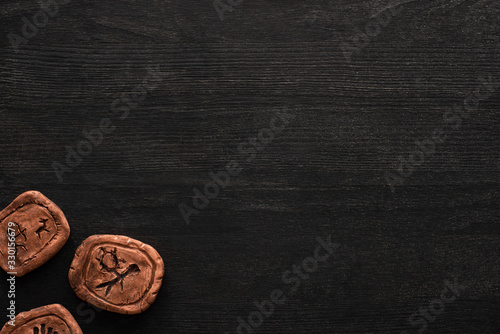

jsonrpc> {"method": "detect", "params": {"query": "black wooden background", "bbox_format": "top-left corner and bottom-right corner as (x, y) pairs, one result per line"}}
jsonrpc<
(0, 0), (499, 333)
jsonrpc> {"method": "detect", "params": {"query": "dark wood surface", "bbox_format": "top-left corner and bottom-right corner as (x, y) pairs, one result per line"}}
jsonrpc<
(0, 0), (499, 333)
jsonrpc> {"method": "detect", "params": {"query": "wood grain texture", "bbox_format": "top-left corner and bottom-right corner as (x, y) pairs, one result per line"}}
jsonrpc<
(0, 0), (499, 333)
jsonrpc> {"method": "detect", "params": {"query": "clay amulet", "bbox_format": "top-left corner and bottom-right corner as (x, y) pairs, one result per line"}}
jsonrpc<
(0, 304), (83, 334)
(69, 235), (164, 314)
(0, 191), (70, 277)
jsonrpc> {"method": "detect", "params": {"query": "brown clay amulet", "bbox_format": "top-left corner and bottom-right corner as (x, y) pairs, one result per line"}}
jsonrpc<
(0, 304), (83, 334)
(69, 235), (164, 314)
(0, 191), (70, 277)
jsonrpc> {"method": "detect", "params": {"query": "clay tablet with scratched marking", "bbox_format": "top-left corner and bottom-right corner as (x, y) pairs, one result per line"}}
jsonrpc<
(0, 191), (70, 277)
(69, 235), (164, 314)
(0, 304), (83, 334)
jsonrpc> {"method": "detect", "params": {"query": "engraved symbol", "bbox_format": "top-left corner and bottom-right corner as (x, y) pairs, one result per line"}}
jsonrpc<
(95, 247), (141, 296)
(36, 218), (50, 239)
(33, 324), (58, 334)
(13, 222), (28, 253)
